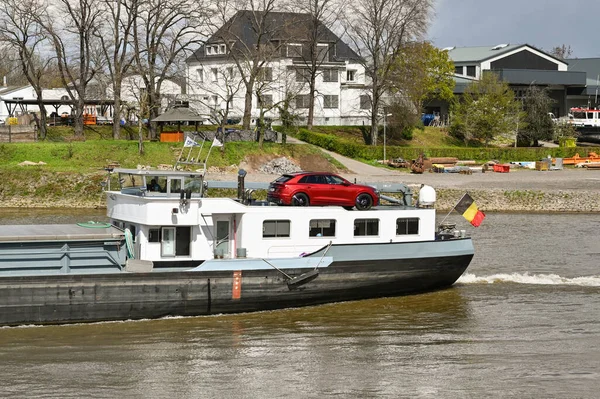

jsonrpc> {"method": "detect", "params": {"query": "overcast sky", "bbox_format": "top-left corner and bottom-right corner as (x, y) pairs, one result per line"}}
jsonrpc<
(428, 0), (600, 58)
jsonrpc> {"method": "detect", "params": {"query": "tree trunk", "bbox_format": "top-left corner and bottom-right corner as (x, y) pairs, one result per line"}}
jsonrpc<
(307, 77), (316, 130)
(242, 85), (253, 130)
(112, 85), (122, 139)
(33, 88), (48, 139)
(138, 116), (144, 154)
(73, 97), (85, 138)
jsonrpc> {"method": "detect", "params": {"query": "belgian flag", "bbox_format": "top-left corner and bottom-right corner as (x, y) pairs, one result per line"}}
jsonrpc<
(454, 193), (485, 227)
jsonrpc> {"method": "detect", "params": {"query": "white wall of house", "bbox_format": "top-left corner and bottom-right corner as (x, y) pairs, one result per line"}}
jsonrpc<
(186, 56), (371, 126)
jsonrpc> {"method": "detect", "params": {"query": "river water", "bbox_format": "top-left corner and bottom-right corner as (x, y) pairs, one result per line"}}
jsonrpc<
(0, 210), (598, 398)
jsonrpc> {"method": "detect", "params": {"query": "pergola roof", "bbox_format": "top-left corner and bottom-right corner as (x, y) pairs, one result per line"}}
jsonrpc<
(152, 107), (210, 122)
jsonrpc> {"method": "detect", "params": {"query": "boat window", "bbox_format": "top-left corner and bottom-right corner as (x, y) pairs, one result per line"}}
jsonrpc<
(354, 219), (379, 236)
(587, 112), (594, 119)
(184, 176), (204, 194)
(396, 218), (419, 235)
(573, 111), (586, 119)
(149, 228), (161, 242)
(120, 173), (144, 188)
(146, 176), (167, 192)
(309, 219), (336, 237)
(169, 178), (183, 193)
(263, 220), (291, 238)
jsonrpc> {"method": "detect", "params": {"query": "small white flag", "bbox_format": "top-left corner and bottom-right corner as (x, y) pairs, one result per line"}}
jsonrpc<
(184, 136), (200, 147)
(211, 137), (223, 147)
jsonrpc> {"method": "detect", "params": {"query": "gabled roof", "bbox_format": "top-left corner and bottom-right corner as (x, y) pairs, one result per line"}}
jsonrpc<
(186, 11), (360, 63)
(447, 44), (566, 65)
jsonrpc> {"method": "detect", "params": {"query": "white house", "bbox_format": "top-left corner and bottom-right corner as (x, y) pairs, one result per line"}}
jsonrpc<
(185, 11), (370, 126)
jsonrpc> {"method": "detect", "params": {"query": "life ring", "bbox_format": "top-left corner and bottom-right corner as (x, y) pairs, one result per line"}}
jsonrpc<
(124, 228), (135, 259)
(77, 221), (112, 228)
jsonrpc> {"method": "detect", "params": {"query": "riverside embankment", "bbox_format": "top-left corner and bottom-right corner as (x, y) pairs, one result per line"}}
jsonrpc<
(1, 167), (599, 212)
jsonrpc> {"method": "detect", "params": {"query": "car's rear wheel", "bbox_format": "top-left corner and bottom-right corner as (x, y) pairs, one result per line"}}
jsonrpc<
(355, 193), (373, 210)
(292, 192), (310, 206)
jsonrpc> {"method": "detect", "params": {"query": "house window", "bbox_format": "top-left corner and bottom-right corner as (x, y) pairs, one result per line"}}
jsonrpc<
(296, 68), (309, 82)
(396, 218), (419, 235)
(211, 68), (218, 82)
(211, 95), (218, 106)
(196, 68), (204, 83)
(259, 94), (273, 107)
(466, 66), (476, 77)
(220, 44), (226, 54)
(454, 66), (463, 75)
(309, 219), (336, 237)
(360, 95), (371, 110)
(346, 69), (356, 81)
(257, 67), (273, 82)
(354, 219), (379, 236)
(263, 220), (291, 238)
(323, 95), (338, 109)
(322, 69), (338, 82)
(295, 94), (310, 108)
(287, 44), (302, 58)
(227, 67), (234, 79)
(317, 44), (329, 62)
(206, 46), (212, 55)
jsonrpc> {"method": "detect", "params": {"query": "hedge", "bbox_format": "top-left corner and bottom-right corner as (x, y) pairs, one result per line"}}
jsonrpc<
(293, 128), (586, 162)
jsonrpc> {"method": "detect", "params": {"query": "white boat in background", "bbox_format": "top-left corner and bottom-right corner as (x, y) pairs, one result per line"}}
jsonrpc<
(570, 107), (600, 128)
(0, 168), (475, 326)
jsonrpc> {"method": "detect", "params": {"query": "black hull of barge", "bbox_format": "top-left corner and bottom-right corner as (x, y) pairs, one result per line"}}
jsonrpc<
(0, 253), (472, 327)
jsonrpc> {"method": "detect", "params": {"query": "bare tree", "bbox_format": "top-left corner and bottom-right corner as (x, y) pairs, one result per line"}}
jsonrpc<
(0, 0), (52, 138)
(39, 0), (104, 137)
(132, 0), (205, 140)
(96, 0), (137, 139)
(343, 0), (432, 145)
(286, 0), (342, 129)
(0, 46), (30, 86)
(208, 1), (289, 130)
(548, 44), (573, 60)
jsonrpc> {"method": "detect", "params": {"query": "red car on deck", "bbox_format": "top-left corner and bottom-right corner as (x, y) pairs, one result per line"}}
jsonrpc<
(267, 172), (380, 210)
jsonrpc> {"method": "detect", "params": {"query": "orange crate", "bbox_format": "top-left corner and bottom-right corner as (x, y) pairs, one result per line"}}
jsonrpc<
(493, 164), (510, 173)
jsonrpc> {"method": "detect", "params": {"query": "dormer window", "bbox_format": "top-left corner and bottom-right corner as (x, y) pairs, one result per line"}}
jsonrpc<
(206, 43), (227, 56)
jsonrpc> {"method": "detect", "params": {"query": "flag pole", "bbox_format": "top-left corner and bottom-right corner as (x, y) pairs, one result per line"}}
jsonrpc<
(438, 193), (467, 227)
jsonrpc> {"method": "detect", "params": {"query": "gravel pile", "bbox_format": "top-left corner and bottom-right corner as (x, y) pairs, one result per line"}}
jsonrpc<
(258, 157), (302, 174)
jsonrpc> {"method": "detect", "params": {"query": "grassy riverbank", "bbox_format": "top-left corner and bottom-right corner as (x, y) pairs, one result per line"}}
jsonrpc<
(2, 126), (598, 211)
